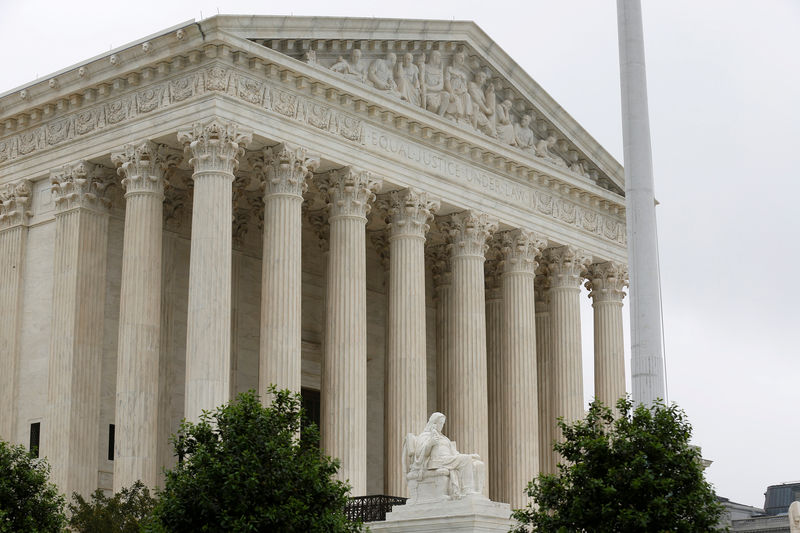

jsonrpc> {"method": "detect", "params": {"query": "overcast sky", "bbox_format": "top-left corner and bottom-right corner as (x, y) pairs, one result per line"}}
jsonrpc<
(2, 0), (798, 508)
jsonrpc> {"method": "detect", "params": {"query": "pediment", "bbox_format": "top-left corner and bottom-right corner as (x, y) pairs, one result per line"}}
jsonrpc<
(221, 16), (624, 196)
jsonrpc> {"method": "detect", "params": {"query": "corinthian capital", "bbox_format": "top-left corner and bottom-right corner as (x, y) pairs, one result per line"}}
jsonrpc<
(501, 229), (548, 274)
(378, 188), (440, 238)
(111, 140), (182, 197)
(440, 210), (498, 259)
(50, 161), (112, 213)
(543, 245), (591, 288)
(177, 119), (252, 175)
(585, 261), (628, 303)
(250, 143), (320, 198)
(0, 180), (32, 229)
(317, 167), (382, 219)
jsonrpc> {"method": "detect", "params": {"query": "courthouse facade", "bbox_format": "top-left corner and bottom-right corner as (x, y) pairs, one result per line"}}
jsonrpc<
(0, 16), (628, 508)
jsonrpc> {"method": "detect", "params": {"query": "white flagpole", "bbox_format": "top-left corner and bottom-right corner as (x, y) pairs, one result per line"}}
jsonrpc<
(617, 0), (667, 406)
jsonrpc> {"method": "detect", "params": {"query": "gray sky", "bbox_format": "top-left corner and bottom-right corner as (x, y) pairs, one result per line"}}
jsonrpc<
(2, 0), (798, 508)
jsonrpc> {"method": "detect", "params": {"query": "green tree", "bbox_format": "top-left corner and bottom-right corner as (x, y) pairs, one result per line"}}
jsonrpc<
(68, 480), (156, 532)
(512, 398), (725, 533)
(151, 388), (362, 532)
(0, 439), (66, 533)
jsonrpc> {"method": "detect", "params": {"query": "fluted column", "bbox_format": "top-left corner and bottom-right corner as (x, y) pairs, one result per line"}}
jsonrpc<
(380, 189), (439, 497)
(178, 120), (252, 422)
(318, 167), (381, 495)
(251, 144), (319, 396)
(498, 229), (547, 508)
(427, 245), (452, 418)
(535, 275), (556, 475)
(544, 246), (591, 446)
(483, 242), (503, 501)
(44, 161), (111, 498)
(440, 211), (497, 495)
(0, 180), (31, 441)
(586, 261), (628, 409)
(110, 141), (180, 491)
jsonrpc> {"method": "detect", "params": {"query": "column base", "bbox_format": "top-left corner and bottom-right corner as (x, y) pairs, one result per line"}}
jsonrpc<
(370, 494), (512, 532)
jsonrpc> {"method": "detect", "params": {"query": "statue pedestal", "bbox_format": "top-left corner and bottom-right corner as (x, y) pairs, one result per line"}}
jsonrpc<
(369, 494), (513, 533)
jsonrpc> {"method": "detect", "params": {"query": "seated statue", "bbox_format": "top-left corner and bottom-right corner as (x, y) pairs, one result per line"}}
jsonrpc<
(402, 412), (486, 504)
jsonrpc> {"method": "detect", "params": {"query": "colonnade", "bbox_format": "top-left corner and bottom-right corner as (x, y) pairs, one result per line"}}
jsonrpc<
(0, 118), (628, 508)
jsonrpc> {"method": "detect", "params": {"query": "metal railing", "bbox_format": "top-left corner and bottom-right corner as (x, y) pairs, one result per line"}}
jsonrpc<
(345, 495), (407, 523)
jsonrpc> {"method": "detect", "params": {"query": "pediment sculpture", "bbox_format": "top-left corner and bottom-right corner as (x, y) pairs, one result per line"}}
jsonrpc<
(402, 412), (486, 504)
(302, 43), (612, 188)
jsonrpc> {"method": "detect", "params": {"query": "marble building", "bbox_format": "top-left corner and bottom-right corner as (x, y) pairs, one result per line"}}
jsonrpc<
(0, 16), (629, 509)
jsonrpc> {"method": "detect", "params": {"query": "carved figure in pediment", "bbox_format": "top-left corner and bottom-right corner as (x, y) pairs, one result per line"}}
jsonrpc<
(368, 53), (399, 94)
(495, 99), (516, 146)
(420, 51), (451, 116)
(569, 159), (590, 178)
(468, 70), (496, 137)
(515, 114), (536, 151)
(330, 49), (367, 83)
(395, 53), (421, 106)
(535, 134), (568, 167)
(304, 49), (318, 65)
(444, 51), (472, 123)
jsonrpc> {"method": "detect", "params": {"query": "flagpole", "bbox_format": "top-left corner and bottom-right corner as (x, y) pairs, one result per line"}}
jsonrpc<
(617, 0), (666, 406)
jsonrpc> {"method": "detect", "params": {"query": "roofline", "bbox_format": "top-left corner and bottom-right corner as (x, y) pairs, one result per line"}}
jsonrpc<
(1, 14), (622, 182)
(0, 19), (196, 99)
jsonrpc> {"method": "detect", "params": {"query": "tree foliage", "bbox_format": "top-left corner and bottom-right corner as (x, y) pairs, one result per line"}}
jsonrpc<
(0, 439), (66, 533)
(68, 480), (156, 532)
(512, 398), (725, 533)
(150, 388), (362, 532)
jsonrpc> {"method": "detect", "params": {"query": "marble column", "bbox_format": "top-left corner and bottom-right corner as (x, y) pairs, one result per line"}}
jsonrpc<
(0, 180), (31, 441)
(586, 261), (628, 409)
(252, 144), (319, 395)
(544, 246), (591, 444)
(318, 167), (381, 495)
(440, 211), (497, 495)
(498, 229), (547, 508)
(45, 161), (111, 498)
(380, 189), (438, 497)
(427, 244), (452, 419)
(110, 141), (179, 491)
(178, 120), (252, 422)
(483, 242), (503, 501)
(535, 275), (556, 475)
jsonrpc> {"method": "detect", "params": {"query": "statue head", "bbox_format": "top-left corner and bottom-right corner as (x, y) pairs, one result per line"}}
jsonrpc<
(352, 49), (362, 62)
(387, 52), (397, 66)
(403, 53), (413, 66)
(424, 412), (446, 433)
(430, 50), (442, 66)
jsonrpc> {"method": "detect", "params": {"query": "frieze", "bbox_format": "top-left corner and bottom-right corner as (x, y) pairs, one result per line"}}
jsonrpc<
(362, 124), (625, 245)
(0, 65), (360, 166)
